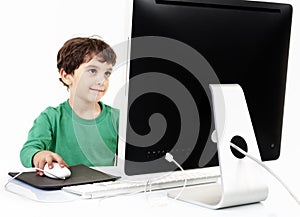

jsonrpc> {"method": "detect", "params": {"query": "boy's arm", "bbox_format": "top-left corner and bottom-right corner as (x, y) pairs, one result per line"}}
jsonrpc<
(20, 112), (54, 168)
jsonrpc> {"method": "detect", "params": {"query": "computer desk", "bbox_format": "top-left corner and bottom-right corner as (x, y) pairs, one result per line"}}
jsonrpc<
(1, 160), (299, 217)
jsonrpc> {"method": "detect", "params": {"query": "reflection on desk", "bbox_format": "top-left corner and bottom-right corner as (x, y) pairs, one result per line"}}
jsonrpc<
(1, 163), (300, 217)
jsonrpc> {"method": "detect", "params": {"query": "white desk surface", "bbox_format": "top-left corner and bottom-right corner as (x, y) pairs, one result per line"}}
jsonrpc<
(1, 161), (299, 217)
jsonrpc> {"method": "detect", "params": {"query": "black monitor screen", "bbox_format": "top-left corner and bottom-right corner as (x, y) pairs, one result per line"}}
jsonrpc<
(124, 0), (292, 175)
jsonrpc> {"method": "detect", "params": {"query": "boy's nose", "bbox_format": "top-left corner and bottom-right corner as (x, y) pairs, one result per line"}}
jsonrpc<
(96, 74), (106, 85)
(97, 79), (105, 86)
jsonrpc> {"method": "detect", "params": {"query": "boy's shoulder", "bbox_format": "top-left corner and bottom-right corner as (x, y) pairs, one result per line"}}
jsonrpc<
(40, 101), (69, 116)
(101, 101), (119, 113)
(40, 101), (119, 119)
(101, 102), (120, 120)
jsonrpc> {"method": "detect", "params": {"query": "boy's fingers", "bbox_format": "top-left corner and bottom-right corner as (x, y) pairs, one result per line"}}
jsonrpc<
(52, 153), (68, 168)
(34, 151), (68, 175)
(36, 158), (46, 176)
(45, 155), (55, 169)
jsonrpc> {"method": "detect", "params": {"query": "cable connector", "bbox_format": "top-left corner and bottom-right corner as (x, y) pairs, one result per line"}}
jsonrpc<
(164, 152), (186, 200)
(165, 153), (174, 162)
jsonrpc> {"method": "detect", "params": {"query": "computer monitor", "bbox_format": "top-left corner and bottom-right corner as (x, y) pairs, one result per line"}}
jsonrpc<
(120, 0), (292, 175)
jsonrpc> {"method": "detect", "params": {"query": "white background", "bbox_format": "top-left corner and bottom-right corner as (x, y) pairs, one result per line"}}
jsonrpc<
(0, 0), (299, 211)
(0, 0), (132, 172)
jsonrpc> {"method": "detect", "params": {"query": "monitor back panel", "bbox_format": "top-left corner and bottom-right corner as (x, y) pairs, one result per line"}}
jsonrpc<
(124, 0), (292, 175)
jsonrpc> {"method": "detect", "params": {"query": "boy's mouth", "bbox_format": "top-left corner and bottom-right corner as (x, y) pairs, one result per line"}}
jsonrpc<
(90, 88), (105, 92)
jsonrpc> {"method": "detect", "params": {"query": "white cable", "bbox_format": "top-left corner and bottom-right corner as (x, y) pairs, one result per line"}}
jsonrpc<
(145, 179), (150, 192)
(230, 143), (300, 206)
(149, 181), (153, 193)
(4, 167), (48, 190)
(4, 167), (79, 203)
(165, 153), (187, 200)
(4, 169), (32, 190)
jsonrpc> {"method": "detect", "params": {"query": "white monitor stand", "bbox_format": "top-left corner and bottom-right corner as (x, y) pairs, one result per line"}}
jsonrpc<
(167, 84), (268, 209)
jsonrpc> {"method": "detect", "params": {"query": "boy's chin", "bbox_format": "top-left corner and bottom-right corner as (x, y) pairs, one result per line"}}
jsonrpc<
(87, 92), (105, 101)
(91, 95), (104, 103)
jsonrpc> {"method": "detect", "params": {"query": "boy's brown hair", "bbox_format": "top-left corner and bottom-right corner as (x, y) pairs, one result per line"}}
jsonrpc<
(57, 36), (117, 87)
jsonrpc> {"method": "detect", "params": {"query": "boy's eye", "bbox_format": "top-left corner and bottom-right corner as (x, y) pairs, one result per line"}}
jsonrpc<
(88, 69), (97, 74)
(104, 71), (112, 78)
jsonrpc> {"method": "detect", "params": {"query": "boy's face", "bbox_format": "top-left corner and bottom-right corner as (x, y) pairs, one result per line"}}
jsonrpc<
(68, 56), (113, 104)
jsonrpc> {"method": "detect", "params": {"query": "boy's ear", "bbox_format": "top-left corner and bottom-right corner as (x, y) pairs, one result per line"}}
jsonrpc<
(59, 69), (73, 86)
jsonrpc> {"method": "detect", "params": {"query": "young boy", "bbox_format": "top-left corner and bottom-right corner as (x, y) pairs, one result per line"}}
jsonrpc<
(20, 36), (119, 176)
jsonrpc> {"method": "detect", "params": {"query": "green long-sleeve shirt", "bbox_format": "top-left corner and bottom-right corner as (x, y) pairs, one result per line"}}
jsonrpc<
(20, 100), (119, 168)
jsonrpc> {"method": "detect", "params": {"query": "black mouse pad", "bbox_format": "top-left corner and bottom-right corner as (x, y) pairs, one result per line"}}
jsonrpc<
(8, 164), (120, 190)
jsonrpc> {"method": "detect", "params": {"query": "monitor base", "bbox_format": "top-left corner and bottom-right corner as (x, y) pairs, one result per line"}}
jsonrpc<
(167, 84), (268, 209)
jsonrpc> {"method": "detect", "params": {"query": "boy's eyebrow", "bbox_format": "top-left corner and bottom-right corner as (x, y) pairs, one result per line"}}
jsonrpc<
(85, 64), (113, 71)
(86, 64), (100, 69)
(106, 67), (113, 71)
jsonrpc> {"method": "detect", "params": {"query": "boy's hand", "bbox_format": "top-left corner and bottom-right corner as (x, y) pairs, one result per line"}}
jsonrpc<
(33, 150), (69, 176)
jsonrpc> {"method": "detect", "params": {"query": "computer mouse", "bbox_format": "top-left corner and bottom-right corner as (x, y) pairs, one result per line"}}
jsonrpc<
(43, 162), (71, 179)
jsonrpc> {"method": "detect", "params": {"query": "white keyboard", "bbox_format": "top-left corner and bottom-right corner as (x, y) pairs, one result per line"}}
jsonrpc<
(62, 168), (220, 199)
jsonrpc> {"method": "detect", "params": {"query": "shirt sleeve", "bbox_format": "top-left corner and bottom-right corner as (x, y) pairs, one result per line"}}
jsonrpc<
(20, 110), (54, 168)
(111, 107), (120, 134)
